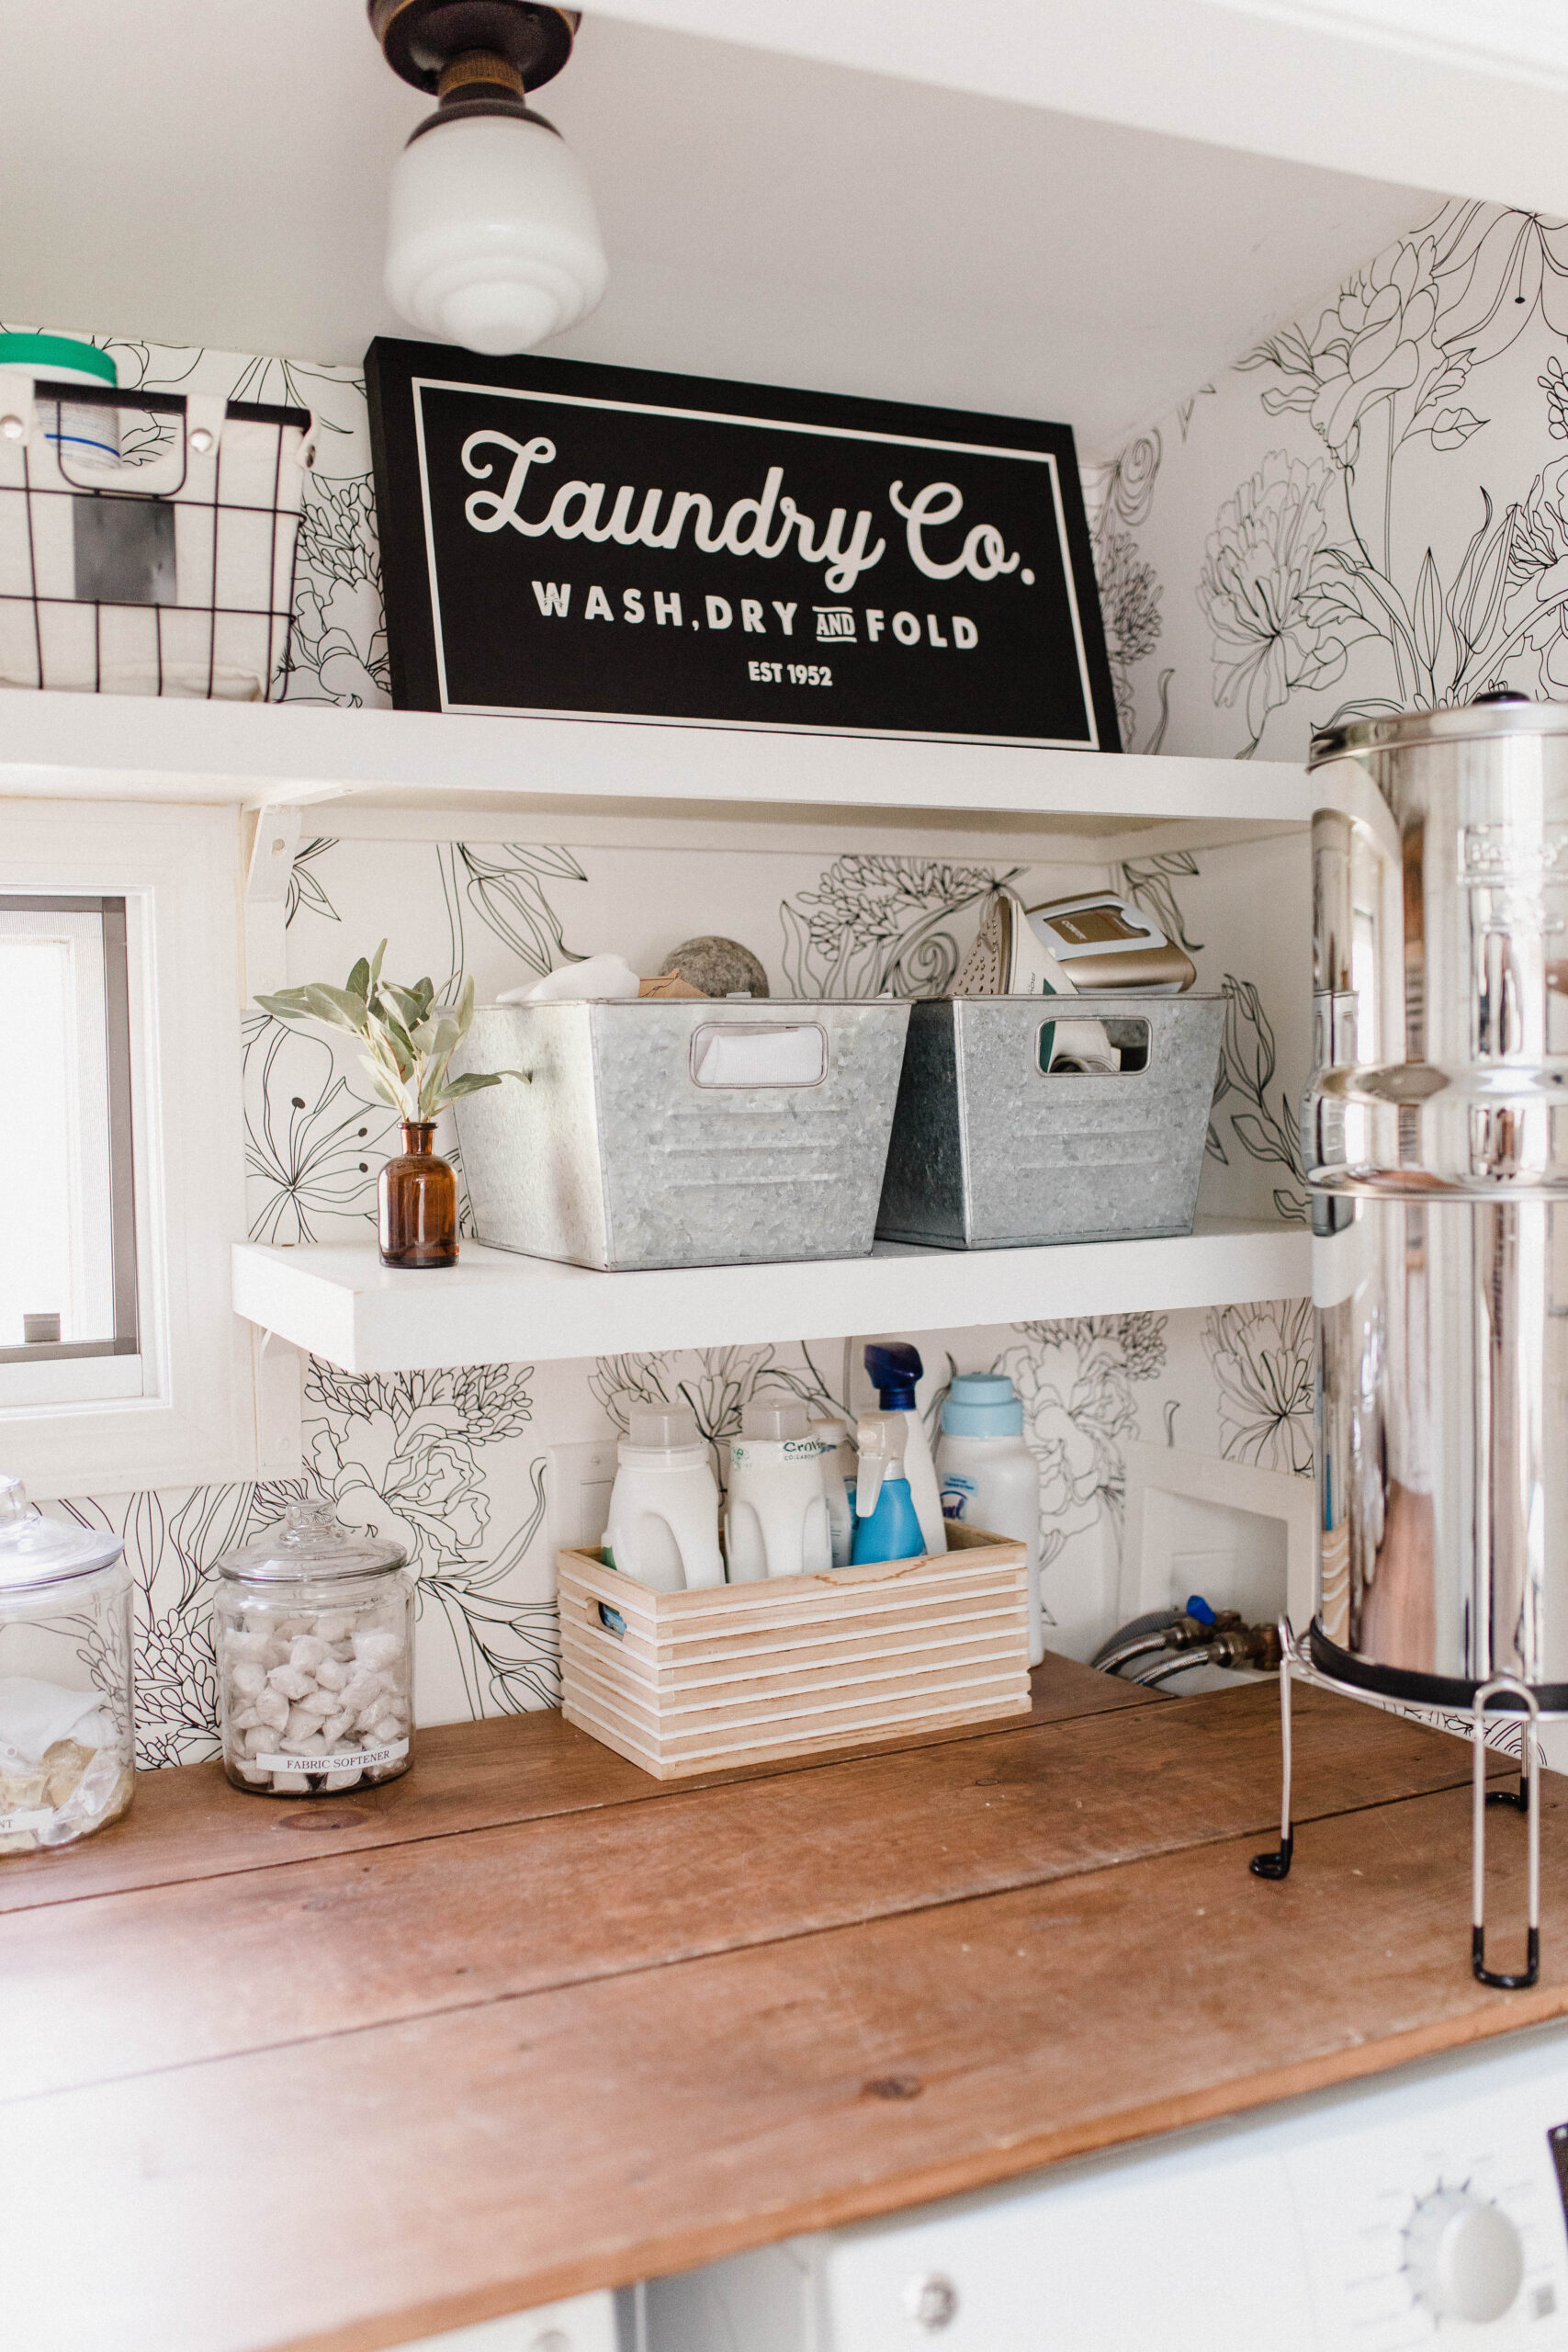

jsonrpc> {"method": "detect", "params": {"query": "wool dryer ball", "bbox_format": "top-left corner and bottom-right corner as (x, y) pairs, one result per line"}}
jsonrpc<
(661, 937), (770, 998)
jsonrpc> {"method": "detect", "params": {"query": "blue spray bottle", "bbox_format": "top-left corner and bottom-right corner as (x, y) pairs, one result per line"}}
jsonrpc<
(851, 1410), (928, 1566)
(863, 1341), (947, 1554)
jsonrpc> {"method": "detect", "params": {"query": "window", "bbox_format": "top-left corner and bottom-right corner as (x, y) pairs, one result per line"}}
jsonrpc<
(0, 896), (137, 1392)
(0, 798), (284, 1497)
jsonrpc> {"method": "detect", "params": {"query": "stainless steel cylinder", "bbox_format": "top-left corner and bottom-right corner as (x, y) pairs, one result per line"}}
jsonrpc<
(1308, 701), (1568, 1704)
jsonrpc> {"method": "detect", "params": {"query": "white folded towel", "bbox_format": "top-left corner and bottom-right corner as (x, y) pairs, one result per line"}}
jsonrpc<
(1043, 1018), (1122, 1073)
(0, 1676), (117, 1769)
(499, 954), (642, 1004)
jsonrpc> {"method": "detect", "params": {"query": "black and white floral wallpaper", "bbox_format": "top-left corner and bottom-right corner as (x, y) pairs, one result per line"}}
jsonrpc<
(226, 824), (1312, 1724)
(8, 276), (1402, 1759)
(1088, 198), (1568, 763)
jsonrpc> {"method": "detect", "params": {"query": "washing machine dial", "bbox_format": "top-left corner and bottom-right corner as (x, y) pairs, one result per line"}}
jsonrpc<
(1403, 2188), (1525, 2324)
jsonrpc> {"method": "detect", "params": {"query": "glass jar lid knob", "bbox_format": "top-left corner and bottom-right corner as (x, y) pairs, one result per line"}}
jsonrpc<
(281, 1499), (346, 1544)
(214, 1496), (409, 1580)
(0, 1472), (127, 1585)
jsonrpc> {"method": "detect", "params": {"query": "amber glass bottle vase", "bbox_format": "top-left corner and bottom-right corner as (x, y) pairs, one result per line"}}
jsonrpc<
(378, 1123), (458, 1269)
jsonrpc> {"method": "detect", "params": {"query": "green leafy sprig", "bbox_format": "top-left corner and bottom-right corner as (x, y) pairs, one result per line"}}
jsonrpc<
(257, 942), (520, 1124)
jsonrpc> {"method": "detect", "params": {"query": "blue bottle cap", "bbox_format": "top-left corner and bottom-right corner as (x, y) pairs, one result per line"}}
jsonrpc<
(941, 1373), (1024, 1437)
(865, 1340), (922, 1408)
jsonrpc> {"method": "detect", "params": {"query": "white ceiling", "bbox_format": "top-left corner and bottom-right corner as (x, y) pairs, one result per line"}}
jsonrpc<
(0, 0), (1436, 452)
(599, 0), (1568, 215)
(1214, 0), (1568, 85)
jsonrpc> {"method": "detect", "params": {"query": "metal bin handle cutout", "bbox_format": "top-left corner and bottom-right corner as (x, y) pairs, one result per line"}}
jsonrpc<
(690, 1024), (829, 1089)
(1037, 1014), (1151, 1076)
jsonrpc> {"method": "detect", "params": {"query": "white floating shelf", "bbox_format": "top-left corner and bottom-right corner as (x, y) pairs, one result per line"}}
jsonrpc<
(0, 689), (1308, 854)
(232, 1219), (1311, 1374)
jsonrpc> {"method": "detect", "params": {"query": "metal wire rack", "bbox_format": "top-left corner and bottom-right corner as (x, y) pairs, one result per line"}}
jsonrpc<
(1252, 1619), (1553, 1992)
(0, 377), (315, 700)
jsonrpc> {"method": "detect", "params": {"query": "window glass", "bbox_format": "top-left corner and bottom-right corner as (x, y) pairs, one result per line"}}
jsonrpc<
(0, 897), (135, 1363)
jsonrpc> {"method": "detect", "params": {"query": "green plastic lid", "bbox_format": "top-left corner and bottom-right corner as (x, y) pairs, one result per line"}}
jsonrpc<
(0, 334), (118, 387)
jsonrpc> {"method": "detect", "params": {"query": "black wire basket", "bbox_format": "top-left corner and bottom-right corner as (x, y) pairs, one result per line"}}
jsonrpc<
(0, 378), (315, 699)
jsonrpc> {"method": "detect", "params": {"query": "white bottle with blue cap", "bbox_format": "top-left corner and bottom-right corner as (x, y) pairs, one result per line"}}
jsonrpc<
(935, 1374), (1043, 1666)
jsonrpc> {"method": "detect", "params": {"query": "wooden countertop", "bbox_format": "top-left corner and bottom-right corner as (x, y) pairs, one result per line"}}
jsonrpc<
(6, 1657), (1566, 2352)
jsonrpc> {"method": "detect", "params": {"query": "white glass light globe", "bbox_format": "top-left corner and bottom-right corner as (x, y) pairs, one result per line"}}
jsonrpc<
(384, 113), (609, 355)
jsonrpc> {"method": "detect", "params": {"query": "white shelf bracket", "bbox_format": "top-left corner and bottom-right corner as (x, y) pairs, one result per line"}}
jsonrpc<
(243, 803), (303, 1003)
(251, 1325), (304, 1477)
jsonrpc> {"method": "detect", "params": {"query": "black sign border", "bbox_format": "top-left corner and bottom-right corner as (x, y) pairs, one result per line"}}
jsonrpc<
(365, 335), (1120, 752)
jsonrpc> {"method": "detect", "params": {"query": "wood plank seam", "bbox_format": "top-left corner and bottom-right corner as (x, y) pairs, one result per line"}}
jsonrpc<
(0, 1745), (1505, 2110)
(0, 1675), (1495, 1925)
(0, 1672), (1162, 1917)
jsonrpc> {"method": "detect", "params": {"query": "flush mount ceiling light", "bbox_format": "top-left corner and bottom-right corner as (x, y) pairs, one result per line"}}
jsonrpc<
(369, 0), (608, 355)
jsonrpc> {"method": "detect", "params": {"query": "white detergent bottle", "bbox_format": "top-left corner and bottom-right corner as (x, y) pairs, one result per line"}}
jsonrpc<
(726, 1398), (832, 1581)
(935, 1373), (1044, 1666)
(808, 1412), (855, 1567)
(604, 1406), (724, 1592)
(863, 1342), (946, 1556)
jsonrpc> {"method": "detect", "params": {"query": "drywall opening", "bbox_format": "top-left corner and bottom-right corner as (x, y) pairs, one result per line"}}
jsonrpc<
(1156, 1490), (1290, 1625)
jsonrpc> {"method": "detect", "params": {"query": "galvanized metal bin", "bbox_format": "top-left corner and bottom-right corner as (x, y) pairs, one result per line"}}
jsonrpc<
(452, 998), (911, 1271)
(875, 992), (1224, 1249)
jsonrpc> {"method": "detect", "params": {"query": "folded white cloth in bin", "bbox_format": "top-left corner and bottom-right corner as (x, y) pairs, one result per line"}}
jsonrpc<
(499, 954), (642, 1003)
(692, 1024), (827, 1088)
(0, 1676), (116, 1769)
(1044, 1019), (1121, 1073)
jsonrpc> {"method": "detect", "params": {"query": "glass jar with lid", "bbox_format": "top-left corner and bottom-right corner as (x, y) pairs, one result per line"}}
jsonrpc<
(0, 1474), (135, 1854)
(214, 1501), (413, 1797)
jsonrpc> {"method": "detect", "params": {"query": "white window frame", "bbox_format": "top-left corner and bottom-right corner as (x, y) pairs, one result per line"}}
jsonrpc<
(0, 797), (269, 1496)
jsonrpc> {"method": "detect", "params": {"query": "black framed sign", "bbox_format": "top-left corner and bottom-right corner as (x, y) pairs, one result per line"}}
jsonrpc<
(365, 337), (1119, 751)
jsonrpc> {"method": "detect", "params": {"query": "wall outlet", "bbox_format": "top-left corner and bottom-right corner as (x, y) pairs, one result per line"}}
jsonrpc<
(547, 1438), (621, 1559)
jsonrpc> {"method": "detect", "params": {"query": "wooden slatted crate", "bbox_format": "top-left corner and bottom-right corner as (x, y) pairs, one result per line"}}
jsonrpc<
(558, 1523), (1030, 1779)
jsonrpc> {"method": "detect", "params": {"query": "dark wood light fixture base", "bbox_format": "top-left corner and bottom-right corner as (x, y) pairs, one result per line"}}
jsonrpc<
(368, 0), (581, 99)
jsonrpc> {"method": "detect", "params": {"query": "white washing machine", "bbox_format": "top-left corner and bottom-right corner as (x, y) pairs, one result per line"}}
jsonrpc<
(638, 2025), (1568, 2349)
(398, 2291), (616, 2350)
